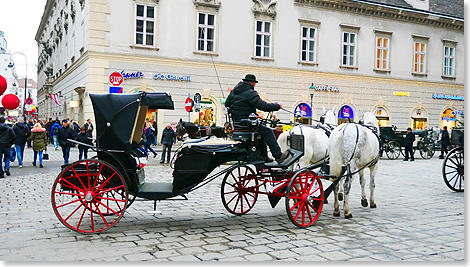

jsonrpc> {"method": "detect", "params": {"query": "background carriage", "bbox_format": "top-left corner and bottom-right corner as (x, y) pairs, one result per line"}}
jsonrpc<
(379, 126), (437, 160)
(442, 127), (464, 192)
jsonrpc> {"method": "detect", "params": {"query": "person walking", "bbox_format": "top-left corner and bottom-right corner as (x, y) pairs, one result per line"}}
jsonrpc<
(0, 117), (16, 178)
(439, 126), (450, 159)
(143, 122), (157, 158)
(160, 123), (176, 164)
(152, 119), (158, 146)
(45, 118), (53, 144)
(403, 127), (415, 161)
(51, 120), (61, 150)
(58, 119), (76, 165)
(84, 118), (94, 138)
(28, 123), (47, 168)
(26, 118), (34, 148)
(76, 126), (92, 160)
(13, 118), (31, 168)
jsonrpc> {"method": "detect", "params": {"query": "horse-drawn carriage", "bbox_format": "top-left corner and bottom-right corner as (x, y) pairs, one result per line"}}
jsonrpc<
(442, 127), (464, 192)
(52, 92), (356, 234)
(379, 126), (437, 160)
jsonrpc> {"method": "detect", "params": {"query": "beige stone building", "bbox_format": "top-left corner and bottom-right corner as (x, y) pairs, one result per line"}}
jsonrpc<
(35, 0), (464, 136)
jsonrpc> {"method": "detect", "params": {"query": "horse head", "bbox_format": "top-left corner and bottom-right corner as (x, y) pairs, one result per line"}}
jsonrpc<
(362, 112), (380, 135)
(176, 119), (187, 141)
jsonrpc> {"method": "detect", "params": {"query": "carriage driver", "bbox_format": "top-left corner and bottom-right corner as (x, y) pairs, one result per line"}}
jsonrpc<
(225, 74), (290, 164)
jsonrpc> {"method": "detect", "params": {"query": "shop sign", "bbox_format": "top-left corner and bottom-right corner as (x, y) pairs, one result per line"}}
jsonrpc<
(200, 101), (212, 109)
(294, 103), (312, 118)
(309, 84), (340, 92)
(451, 110), (463, 116)
(432, 94), (464, 101)
(442, 116), (457, 122)
(153, 73), (191, 82)
(338, 105), (354, 119)
(393, 91), (410, 97)
(119, 70), (144, 80)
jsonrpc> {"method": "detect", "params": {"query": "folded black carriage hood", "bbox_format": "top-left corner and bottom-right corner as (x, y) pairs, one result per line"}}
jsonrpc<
(90, 92), (174, 152)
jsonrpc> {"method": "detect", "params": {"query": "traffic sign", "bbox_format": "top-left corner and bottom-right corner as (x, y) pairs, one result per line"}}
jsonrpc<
(185, 97), (193, 112)
(109, 72), (124, 86)
(25, 97), (33, 105)
(193, 93), (201, 112)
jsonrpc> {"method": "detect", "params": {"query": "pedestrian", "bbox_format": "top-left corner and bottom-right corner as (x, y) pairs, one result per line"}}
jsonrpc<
(28, 123), (47, 168)
(26, 118), (34, 148)
(77, 126), (92, 160)
(143, 122), (157, 158)
(84, 118), (94, 138)
(58, 119), (76, 165)
(403, 127), (415, 161)
(12, 118), (31, 168)
(71, 120), (80, 138)
(0, 117), (16, 178)
(160, 123), (176, 164)
(439, 126), (450, 159)
(51, 120), (61, 150)
(225, 74), (290, 163)
(152, 119), (158, 146)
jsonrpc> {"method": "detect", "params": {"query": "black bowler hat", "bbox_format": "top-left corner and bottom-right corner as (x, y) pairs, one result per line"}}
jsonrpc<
(242, 74), (258, 83)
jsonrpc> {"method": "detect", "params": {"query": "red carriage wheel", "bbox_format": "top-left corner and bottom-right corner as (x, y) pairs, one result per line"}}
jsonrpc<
(51, 159), (128, 234)
(285, 170), (324, 228)
(221, 165), (258, 215)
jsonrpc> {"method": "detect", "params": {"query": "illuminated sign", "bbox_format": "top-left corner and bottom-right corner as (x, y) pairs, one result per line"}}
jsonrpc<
(294, 103), (312, 118)
(432, 94), (464, 101)
(393, 91), (410, 96)
(338, 105), (354, 119)
(154, 73), (191, 82)
(120, 70), (144, 80)
(309, 84), (340, 92)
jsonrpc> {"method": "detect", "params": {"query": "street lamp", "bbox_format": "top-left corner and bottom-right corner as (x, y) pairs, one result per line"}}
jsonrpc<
(8, 52), (27, 120)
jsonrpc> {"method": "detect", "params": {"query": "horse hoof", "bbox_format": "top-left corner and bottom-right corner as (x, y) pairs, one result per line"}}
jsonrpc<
(370, 203), (377, 208)
(345, 213), (353, 219)
(361, 199), (368, 207)
(338, 193), (343, 201)
(333, 212), (340, 217)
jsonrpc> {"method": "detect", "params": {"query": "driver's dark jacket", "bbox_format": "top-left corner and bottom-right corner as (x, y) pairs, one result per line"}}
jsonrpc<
(224, 81), (280, 122)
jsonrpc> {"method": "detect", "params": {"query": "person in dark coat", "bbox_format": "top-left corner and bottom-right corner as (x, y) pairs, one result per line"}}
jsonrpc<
(26, 118), (34, 148)
(76, 126), (92, 160)
(0, 117), (16, 178)
(225, 74), (290, 164)
(13, 118), (31, 168)
(58, 120), (76, 165)
(403, 127), (415, 161)
(160, 123), (176, 164)
(152, 120), (158, 146)
(144, 122), (157, 158)
(439, 126), (450, 159)
(45, 118), (53, 144)
(84, 118), (94, 138)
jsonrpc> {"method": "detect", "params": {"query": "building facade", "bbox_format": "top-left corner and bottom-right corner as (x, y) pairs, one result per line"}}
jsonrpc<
(35, 0), (464, 136)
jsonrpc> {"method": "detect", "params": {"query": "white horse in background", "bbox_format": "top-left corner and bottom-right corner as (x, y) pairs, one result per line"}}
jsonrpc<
(328, 112), (380, 219)
(277, 109), (336, 169)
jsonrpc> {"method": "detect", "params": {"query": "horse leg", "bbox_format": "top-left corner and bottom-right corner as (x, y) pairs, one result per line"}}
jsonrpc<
(343, 174), (353, 219)
(369, 165), (378, 208)
(359, 169), (368, 207)
(333, 184), (340, 217)
(338, 179), (344, 201)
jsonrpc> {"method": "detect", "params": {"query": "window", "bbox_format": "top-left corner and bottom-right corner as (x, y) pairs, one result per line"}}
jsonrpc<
(413, 41), (426, 73)
(135, 4), (155, 46)
(375, 36), (390, 70)
(342, 32), (356, 66)
(301, 27), (316, 62)
(443, 45), (455, 77)
(255, 20), (272, 58)
(197, 13), (216, 52)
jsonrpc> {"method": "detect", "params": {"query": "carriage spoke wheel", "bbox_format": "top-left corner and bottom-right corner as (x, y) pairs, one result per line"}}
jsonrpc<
(51, 159), (128, 234)
(286, 171), (323, 228)
(221, 165), (258, 215)
(385, 141), (401, 160)
(419, 143), (435, 159)
(442, 147), (464, 192)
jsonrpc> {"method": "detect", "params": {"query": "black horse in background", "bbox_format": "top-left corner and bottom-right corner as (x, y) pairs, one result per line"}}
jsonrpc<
(176, 119), (227, 141)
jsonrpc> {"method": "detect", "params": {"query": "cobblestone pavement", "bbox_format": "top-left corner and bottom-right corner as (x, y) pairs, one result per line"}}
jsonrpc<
(0, 145), (464, 261)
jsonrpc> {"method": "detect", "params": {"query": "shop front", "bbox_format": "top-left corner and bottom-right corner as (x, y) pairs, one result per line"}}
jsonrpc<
(440, 108), (461, 129)
(411, 107), (428, 130)
(338, 105), (355, 124)
(293, 103), (312, 124)
(373, 106), (390, 127)
(190, 99), (216, 126)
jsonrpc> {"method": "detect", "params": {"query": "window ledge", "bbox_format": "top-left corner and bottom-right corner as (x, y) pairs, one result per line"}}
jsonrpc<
(412, 72), (428, 77)
(373, 68), (391, 74)
(251, 56), (274, 62)
(340, 65), (358, 70)
(130, 45), (160, 51)
(441, 75), (456, 80)
(193, 51), (219, 56)
(298, 61), (318, 66)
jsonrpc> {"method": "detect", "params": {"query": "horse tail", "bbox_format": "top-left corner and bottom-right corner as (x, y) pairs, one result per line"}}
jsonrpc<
(329, 129), (344, 177)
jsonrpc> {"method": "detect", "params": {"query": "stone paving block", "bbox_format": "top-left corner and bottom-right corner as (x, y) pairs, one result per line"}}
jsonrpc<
(123, 253), (155, 261)
(244, 253), (275, 261)
(195, 252), (225, 261)
(268, 249), (299, 260)
(220, 248), (250, 257)
(169, 254), (201, 261)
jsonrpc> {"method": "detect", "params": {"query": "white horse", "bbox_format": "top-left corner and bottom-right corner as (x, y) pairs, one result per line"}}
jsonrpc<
(328, 112), (380, 218)
(277, 109), (336, 169)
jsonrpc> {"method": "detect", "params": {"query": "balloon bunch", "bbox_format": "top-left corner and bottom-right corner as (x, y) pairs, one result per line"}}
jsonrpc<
(0, 75), (20, 110)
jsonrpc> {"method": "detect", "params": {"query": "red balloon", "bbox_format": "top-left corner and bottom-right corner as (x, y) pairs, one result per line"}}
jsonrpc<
(2, 94), (20, 110)
(0, 75), (6, 96)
